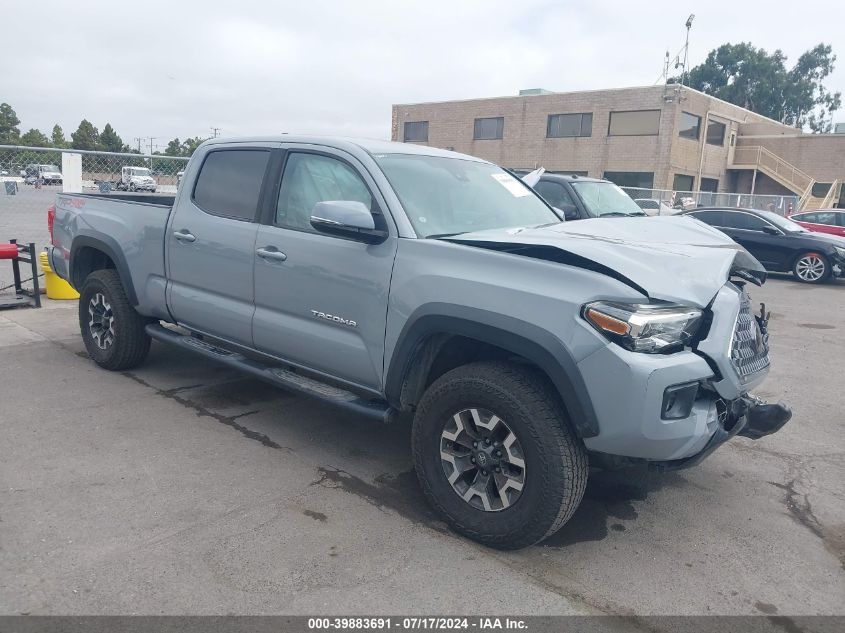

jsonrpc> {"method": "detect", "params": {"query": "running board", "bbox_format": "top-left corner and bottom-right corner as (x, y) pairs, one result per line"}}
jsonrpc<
(145, 324), (393, 422)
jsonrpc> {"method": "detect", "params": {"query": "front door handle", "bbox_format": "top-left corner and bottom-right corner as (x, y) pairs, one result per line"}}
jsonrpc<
(173, 230), (196, 243)
(256, 247), (287, 262)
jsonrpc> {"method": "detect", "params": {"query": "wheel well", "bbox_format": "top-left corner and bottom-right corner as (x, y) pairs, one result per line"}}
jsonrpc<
(399, 334), (556, 411)
(71, 246), (116, 289)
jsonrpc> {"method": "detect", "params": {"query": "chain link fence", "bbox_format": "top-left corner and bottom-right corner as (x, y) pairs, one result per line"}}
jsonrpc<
(621, 187), (799, 217)
(0, 145), (188, 291)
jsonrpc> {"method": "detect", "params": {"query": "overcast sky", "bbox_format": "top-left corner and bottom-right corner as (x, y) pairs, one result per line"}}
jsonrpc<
(6, 0), (845, 150)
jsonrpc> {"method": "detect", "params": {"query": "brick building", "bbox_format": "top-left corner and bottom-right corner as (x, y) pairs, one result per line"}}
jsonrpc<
(391, 85), (844, 209)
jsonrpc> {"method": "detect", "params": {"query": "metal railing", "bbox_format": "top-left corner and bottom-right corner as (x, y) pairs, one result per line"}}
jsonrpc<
(819, 180), (841, 209)
(731, 146), (814, 195)
(622, 187), (799, 216)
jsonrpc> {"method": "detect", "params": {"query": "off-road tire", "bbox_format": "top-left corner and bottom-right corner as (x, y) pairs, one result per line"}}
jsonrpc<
(79, 269), (151, 370)
(412, 361), (588, 549)
(792, 251), (830, 284)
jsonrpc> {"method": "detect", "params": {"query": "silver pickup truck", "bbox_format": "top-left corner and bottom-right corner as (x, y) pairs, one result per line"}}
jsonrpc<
(47, 136), (791, 549)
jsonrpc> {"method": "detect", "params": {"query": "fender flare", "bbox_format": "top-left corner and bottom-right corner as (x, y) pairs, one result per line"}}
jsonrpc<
(69, 233), (138, 306)
(384, 304), (600, 438)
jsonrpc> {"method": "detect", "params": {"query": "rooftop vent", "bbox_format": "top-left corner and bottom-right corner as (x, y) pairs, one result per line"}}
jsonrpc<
(519, 88), (554, 96)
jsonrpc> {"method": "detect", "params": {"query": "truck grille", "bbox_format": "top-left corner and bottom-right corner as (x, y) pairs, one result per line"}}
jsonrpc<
(730, 291), (770, 378)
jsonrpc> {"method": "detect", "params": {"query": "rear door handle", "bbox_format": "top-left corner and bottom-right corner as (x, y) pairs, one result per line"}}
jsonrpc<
(173, 230), (196, 243)
(256, 247), (287, 262)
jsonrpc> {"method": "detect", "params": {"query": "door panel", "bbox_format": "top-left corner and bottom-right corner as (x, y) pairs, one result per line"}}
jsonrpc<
(252, 147), (397, 391)
(166, 147), (273, 345)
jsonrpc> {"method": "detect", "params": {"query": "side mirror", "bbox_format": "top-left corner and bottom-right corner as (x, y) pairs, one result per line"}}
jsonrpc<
(762, 225), (779, 235)
(554, 204), (580, 222)
(310, 200), (387, 244)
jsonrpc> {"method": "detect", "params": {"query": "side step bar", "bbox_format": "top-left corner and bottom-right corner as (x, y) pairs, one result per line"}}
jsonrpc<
(145, 324), (393, 422)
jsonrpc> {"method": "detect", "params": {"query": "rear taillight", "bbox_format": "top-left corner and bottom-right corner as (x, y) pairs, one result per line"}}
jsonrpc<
(47, 205), (56, 244)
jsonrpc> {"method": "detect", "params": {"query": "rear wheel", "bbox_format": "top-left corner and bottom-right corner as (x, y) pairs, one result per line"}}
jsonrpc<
(79, 269), (151, 370)
(793, 252), (829, 283)
(412, 361), (588, 549)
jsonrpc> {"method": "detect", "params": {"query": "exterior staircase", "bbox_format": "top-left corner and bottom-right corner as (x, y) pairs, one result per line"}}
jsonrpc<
(730, 146), (838, 211)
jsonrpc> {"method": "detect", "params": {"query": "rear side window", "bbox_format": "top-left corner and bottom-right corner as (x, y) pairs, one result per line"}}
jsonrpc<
(796, 213), (817, 223)
(193, 150), (271, 220)
(690, 210), (725, 226)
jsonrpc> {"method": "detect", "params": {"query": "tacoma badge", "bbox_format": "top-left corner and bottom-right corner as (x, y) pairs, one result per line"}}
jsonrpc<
(311, 310), (357, 328)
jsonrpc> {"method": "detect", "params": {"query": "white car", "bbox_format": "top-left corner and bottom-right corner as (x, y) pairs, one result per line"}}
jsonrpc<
(23, 164), (63, 185)
(118, 166), (157, 192)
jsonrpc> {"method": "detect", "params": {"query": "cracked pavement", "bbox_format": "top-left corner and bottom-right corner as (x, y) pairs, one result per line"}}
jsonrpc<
(0, 276), (843, 615)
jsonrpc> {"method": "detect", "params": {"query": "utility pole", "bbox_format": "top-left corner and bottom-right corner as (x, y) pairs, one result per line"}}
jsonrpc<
(211, 127), (221, 138)
(134, 137), (145, 153)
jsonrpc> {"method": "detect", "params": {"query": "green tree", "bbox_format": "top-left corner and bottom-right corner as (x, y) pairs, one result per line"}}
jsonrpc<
(19, 128), (51, 147)
(99, 123), (126, 153)
(682, 42), (841, 133)
(0, 102), (21, 144)
(71, 119), (100, 150)
(181, 136), (206, 156)
(51, 124), (68, 148)
(164, 137), (183, 156)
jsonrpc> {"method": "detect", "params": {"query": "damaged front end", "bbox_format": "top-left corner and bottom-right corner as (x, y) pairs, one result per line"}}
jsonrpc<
(444, 218), (792, 467)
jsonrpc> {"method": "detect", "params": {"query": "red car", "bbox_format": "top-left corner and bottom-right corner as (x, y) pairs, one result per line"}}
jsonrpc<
(790, 209), (845, 238)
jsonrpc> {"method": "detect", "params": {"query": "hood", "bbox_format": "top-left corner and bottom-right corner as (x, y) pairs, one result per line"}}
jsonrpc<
(793, 229), (845, 248)
(446, 216), (766, 307)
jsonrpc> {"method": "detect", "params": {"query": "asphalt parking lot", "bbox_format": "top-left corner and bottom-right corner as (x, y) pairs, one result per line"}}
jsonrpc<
(1, 275), (843, 616)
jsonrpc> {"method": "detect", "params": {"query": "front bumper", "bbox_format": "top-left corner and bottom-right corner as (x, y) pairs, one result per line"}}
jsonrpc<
(651, 395), (791, 470)
(581, 283), (782, 463)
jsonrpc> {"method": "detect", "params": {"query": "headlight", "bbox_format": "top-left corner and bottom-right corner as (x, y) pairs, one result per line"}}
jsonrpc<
(583, 301), (703, 353)
(834, 246), (845, 259)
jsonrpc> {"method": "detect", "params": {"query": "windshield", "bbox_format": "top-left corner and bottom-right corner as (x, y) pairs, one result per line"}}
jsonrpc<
(129, 168), (151, 177)
(572, 181), (645, 217)
(758, 210), (807, 233)
(373, 154), (560, 238)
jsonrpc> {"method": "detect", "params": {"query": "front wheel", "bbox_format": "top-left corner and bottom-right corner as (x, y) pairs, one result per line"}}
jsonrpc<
(412, 361), (588, 549)
(79, 269), (151, 370)
(793, 252), (830, 283)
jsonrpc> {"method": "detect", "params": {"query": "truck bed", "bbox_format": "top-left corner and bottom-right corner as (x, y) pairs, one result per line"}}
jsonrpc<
(51, 191), (175, 319)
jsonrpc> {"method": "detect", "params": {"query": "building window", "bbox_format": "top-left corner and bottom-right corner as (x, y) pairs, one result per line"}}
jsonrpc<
(701, 177), (719, 192)
(673, 174), (695, 191)
(547, 113), (592, 138)
(604, 171), (655, 188)
(679, 112), (701, 140)
(706, 120), (726, 146)
(403, 121), (429, 142)
(473, 117), (504, 140)
(608, 110), (661, 136)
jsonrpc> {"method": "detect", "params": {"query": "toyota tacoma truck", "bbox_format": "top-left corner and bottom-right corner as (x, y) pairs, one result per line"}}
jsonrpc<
(47, 136), (792, 549)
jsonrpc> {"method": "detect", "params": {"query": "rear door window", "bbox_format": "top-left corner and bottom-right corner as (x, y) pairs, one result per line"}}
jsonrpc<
(192, 149), (271, 221)
(690, 210), (725, 226)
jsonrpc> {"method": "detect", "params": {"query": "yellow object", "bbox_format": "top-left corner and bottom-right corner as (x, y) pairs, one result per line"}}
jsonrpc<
(39, 251), (79, 300)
